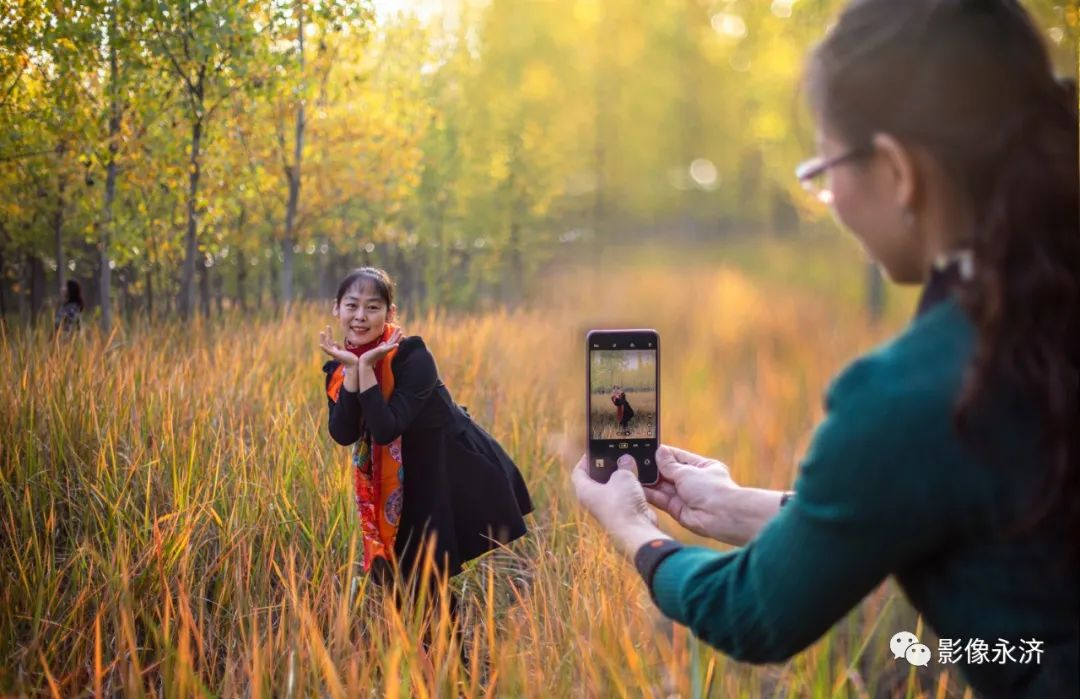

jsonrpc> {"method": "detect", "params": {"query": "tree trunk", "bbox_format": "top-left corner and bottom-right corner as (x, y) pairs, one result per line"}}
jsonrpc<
(214, 264), (224, 316)
(180, 114), (203, 320)
(99, 0), (120, 333)
(255, 257), (264, 308)
(145, 264), (154, 319)
(281, 0), (306, 308)
(236, 248), (247, 312)
(0, 238), (6, 319)
(29, 253), (45, 320)
(199, 255), (211, 318)
(53, 144), (67, 296)
(282, 238), (295, 308)
(120, 265), (134, 322)
(269, 253), (279, 312)
(17, 256), (27, 322)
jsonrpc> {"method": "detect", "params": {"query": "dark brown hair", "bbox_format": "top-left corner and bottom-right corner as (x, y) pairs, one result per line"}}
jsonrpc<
(807, 0), (1079, 555)
(64, 279), (84, 312)
(334, 267), (395, 308)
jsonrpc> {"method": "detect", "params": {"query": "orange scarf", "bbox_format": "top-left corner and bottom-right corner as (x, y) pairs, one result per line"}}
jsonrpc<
(326, 324), (404, 573)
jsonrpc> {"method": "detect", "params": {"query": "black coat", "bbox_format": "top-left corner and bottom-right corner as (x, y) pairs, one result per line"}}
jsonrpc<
(324, 336), (533, 577)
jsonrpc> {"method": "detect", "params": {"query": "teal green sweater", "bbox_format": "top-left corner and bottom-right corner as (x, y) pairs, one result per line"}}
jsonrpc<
(648, 293), (1078, 697)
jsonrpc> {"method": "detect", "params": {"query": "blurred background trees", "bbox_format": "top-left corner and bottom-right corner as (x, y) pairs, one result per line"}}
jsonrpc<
(1, 0), (1075, 324)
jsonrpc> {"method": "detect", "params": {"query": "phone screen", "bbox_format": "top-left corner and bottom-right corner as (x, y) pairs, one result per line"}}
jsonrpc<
(587, 330), (659, 484)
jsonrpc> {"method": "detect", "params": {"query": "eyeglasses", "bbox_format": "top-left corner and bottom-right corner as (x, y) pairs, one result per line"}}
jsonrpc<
(795, 144), (872, 205)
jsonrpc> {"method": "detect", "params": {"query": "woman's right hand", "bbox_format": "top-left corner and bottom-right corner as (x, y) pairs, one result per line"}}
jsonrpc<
(642, 445), (744, 542)
(319, 325), (359, 367)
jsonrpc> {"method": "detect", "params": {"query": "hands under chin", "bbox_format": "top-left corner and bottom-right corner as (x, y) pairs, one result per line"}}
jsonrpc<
(319, 325), (360, 367)
(359, 328), (403, 367)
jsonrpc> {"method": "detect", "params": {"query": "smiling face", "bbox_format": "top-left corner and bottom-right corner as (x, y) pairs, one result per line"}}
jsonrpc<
(333, 279), (395, 347)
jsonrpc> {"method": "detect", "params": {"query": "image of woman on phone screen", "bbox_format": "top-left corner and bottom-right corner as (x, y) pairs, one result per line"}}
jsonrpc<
(611, 386), (635, 435)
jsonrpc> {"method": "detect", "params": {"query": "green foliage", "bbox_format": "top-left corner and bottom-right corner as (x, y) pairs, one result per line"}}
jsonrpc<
(0, 0), (1075, 317)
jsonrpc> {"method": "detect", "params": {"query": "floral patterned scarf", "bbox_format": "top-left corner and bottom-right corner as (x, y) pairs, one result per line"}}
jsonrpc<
(325, 324), (405, 573)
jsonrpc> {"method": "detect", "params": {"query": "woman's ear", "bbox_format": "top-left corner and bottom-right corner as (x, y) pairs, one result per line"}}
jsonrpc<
(388, 303), (397, 322)
(331, 301), (340, 317)
(872, 132), (918, 213)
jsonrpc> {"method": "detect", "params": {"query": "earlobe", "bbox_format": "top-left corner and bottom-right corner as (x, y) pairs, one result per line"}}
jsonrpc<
(388, 304), (397, 322)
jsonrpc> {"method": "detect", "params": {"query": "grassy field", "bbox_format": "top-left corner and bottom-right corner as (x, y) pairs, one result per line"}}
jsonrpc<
(2, 234), (979, 697)
(590, 391), (657, 440)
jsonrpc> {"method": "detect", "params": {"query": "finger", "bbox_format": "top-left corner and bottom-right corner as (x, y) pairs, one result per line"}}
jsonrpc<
(616, 453), (639, 479)
(655, 446), (689, 479)
(652, 479), (677, 498)
(662, 444), (715, 468)
(660, 444), (702, 464)
(643, 486), (669, 508)
(570, 454), (594, 493)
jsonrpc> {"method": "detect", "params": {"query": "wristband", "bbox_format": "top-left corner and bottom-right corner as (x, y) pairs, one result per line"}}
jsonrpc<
(634, 538), (684, 597)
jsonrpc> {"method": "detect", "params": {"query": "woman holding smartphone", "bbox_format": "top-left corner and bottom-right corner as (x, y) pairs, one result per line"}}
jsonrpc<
(572, 1), (1078, 696)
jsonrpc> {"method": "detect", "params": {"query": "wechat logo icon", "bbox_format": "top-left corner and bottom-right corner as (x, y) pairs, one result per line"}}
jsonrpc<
(891, 631), (932, 667)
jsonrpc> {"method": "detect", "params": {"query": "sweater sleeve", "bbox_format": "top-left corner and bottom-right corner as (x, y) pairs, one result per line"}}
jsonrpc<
(325, 360), (362, 446)
(357, 337), (438, 445)
(646, 355), (959, 663)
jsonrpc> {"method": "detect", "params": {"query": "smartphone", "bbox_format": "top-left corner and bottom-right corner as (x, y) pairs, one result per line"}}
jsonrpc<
(586, 329), (660, 485)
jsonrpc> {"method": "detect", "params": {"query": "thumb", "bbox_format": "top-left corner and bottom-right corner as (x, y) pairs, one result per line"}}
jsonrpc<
(616, 453), (639, 479)
(655, 446), (686, 480)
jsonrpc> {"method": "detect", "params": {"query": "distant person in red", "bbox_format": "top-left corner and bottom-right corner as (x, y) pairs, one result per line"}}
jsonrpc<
(611, 386), (634, 435)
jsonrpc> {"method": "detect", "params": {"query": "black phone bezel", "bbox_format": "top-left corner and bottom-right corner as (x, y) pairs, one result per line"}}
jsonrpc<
(586, 329), (660, 485)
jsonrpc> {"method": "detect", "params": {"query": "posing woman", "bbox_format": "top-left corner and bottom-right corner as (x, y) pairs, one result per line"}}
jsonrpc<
(611, 386), (635, 436)
(319, 267), (533, 606)
(573, 1), (1078, 696)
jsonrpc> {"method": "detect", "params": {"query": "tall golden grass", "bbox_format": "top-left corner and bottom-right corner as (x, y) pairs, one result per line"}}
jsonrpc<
(2, 236), (978, 697)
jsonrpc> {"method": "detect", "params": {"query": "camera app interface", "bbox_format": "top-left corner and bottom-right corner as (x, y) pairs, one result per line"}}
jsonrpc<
(589, 349), (657, 440)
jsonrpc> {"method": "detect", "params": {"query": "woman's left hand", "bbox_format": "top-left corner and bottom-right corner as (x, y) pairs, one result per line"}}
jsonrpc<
(571, 453), (666, 556)
(359, 328), (403, 368)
